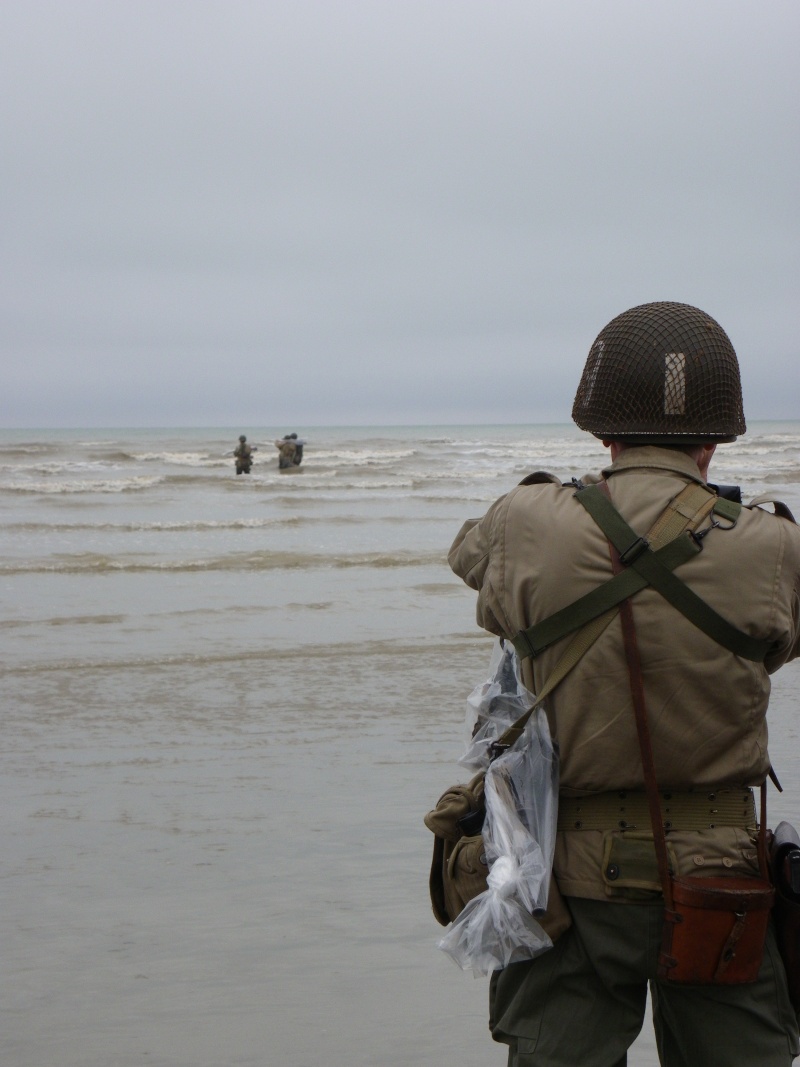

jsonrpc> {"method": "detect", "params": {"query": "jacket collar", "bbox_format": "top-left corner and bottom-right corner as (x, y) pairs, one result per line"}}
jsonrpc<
(601, 445), (707, 486)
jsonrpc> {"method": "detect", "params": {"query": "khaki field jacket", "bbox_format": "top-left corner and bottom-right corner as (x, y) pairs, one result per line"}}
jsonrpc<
(449, 446), (800, 901)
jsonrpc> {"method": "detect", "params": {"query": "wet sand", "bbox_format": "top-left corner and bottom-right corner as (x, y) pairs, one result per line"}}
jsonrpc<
(4, 632), (798, 1067)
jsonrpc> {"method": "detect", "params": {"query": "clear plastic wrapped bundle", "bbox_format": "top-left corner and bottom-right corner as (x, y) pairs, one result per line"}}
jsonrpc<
(459, 639), (535, 771)
(438, 641), (559, 976)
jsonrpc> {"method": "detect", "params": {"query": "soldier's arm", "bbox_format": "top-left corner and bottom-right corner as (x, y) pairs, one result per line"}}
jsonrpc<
(448, 495), (514, 638)
(761, 517), (800, 673)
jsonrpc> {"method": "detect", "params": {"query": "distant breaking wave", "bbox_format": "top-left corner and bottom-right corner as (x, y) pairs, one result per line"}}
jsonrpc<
(0, 634), (488, 676)
(0, 549), (447, 575)
(0, 476), (165, 494)
(0, 514), (447, 533)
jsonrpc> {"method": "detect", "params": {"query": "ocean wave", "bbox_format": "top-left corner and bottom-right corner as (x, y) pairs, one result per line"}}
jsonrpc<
(761, 468), (800, 485)
(258, 478), (417, 492)
(0, 445), (58, 459)
(0, 614), (127, 629)
(0, 461), (107, 477)
(0, 633), (488, 675)
(0, 471), (428, 495)
(0, 476), (165, 494)
(0, 549), (446, 575)
(131, 451), (226, 467)
(415, 492), (501, 504)
(1, 426), (797, 511)
(86, 450), (140, 463)
(0, 513), (448, 534)
(409, 470), (511, 490)
(302, 447), (418, 465)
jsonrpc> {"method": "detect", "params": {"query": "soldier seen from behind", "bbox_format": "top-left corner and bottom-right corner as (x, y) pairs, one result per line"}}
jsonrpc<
(446, 302), (800, 1066)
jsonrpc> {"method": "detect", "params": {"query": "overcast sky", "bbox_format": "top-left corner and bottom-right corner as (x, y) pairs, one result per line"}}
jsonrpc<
(1, 1), (797, 428)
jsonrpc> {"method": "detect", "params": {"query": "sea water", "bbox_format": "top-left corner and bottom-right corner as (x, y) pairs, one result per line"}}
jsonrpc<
(2, 424), (799, 1067)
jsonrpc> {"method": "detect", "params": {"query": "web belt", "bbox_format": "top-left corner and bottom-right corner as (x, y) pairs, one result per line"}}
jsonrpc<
(557, 787), (757, 833)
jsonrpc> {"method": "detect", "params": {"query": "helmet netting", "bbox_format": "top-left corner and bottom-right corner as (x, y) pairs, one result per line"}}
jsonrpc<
(572, 302), (745, 441)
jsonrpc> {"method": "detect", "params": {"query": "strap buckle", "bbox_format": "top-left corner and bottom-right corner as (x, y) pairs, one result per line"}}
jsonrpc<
(513, 630), (539, 660)
(618, 535), (650, 566)
(488, 740), (510, 760)
(690, 518), (721, 547)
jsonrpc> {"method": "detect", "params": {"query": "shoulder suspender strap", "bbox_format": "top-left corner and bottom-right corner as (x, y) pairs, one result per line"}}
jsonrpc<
(495, 483), (726, 754)
(712, 497), (742, 523)
(494, 604), (619, 754)
(577, 484), (771, 662)
(511, 481), (713, 662)
(646, 481), (719, 543)
(511, 536), (698, 660)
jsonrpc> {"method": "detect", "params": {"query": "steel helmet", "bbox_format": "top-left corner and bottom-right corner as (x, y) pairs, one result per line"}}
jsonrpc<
(239, 435), (246, 442)
(572, 302), (746, 443)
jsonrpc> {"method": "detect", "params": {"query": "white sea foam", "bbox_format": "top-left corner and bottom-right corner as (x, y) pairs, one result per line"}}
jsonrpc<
(0, 475), (165, 494)
(131, 451), (223, 466)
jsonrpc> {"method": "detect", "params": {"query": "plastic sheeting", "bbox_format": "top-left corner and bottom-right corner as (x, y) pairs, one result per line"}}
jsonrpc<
(438, 640), (559, 976)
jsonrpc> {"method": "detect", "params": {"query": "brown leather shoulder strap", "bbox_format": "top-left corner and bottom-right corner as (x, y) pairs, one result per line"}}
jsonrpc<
(598, 481), (769, 897)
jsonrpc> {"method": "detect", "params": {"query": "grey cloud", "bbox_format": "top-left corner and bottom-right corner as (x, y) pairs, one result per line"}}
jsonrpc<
(1, 1), (797, 426)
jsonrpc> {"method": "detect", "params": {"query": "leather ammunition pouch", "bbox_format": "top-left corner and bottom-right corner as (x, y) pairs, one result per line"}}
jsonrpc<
(659, 874), (773, 985)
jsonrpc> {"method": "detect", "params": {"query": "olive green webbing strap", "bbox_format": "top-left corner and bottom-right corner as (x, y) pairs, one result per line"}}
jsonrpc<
(494, 484), (715, 753)
(492, 608), (617, 754)
(496, 483), (752, 755)
(512, 483), (721, 662)
(645, 481), (718, 544)
(576, 483), (771, 662)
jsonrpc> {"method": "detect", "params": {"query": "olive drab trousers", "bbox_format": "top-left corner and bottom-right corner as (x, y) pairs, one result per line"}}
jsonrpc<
(489, 898), (799, 1067)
